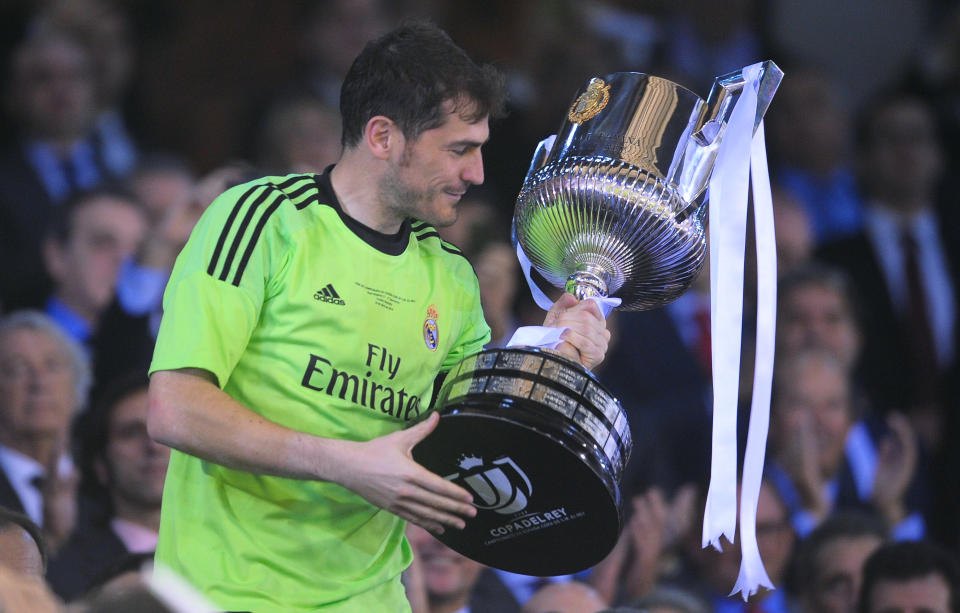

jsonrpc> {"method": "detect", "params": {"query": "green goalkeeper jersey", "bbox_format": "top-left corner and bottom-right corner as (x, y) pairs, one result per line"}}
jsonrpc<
(149, 171), (490, 612)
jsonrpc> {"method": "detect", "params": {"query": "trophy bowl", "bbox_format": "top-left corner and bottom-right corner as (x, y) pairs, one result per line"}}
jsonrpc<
(412, 347), (631, 575)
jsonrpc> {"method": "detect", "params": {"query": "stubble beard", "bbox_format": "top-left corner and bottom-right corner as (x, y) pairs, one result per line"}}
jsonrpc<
(378, 150), (454, 228)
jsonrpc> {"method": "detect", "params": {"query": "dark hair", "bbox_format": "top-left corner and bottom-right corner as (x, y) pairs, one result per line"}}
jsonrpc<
(787, 511), (887, 595)
(777, 262), (863, 332)
(858, 541), (960, 613)
(74, 371), (151, 518)
(0, 505), (47, 572)
(45, 184), (143, 244)
(853, 87), (940, 154)
(339, 21), (506, 148)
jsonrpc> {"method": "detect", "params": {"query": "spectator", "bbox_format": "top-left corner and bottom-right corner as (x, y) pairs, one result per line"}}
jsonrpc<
(257, 95), (342, 174)
(630, 587), (711, 613)
(123, 153), (198, 329)
(766, 64), (863, 244)
(48, 374), (168, 602)
(0, 30), (127, 310)
(777, 264), (862, 376)
(775, 264), (937, 537)
(41, 187), (146, 353)
(35, 0), (140, 180)
(766, 347), (924, 539)
(789, 512), (887, 613)
(858, 540), (960, 613)
(662, 480), (797, 613)
(405, 523), (519, 613)
(295, 0), (394, 108)
(521, 581), (608, 613)
(589, 486), (697, 605)
(654, 0), (767, 89)
(0, 506), (46, 577)
(772, 186), (815, 277)
(0, 311), (89, 553)
(817, 88), (958, 455)
(128, 153), (195, 225)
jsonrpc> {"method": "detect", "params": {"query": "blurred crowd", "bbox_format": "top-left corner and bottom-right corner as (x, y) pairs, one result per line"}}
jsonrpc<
(1, 0), (959, 612)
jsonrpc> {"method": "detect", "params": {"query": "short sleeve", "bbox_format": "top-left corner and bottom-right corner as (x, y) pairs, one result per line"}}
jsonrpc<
(150, 181), (290, 387)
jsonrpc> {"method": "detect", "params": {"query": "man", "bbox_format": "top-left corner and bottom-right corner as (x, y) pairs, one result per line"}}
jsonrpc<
(147, 23), (609, 612)
(661, 480), (796, 613)
(858, 541), (960, 613)
(0, 311), (90, 553)
(766, 347), (924, 539)
(790, 512), (887, 613)
(777, 264), (863, 374)
(0, 30), (132, 310)
(41, 186), (156, 394)
(48, 374), (168, 601)
(406, 524), (519, 613)
(817, 89), (959, 451)
(42, 187), (148, 352)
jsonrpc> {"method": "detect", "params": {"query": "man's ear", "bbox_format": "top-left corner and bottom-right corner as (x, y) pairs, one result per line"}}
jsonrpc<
(42, 237), (67, 282)
(364, 115), (403, 160)
(93, 456), (110, 487)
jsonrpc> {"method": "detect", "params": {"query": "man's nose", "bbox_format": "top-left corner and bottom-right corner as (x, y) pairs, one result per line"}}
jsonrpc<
(463, 150), (484, 185)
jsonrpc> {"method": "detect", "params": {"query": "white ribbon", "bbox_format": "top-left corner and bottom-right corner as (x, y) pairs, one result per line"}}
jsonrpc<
(729, 120), (777, 599)
(509, 239), (621, 348)
(511, 133), (620, 350)
(699, 62), (777, 600)
(702, 66), (756, 554)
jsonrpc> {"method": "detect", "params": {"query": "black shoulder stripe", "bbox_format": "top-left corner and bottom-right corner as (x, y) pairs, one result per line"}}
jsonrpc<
(276, 175), (312, 190)
(217, 186), (275, 282)
(207, 185), (261, 277)
(410, 220), (430, 232)
(286, 181), (316, 203)
(411, 227), (466, 257)
(232, 192), (286, 286)
(440, 243), (465, 257)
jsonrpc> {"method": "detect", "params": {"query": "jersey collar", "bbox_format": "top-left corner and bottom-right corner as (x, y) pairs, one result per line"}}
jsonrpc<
(315, 166), (412, 256)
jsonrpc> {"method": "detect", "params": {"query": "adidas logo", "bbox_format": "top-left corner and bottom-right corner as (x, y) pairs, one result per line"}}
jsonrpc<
(314, 283), (346, 306)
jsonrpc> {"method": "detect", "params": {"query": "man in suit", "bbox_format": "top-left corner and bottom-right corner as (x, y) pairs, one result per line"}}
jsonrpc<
(48, 374), (168, 601)
(817, 89), (958, 455)
(0, 311), (89, 554)
(0, 30), (132, 310)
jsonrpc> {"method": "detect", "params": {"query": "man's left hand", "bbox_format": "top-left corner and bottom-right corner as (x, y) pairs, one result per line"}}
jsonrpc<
(542, 293), (610, 370)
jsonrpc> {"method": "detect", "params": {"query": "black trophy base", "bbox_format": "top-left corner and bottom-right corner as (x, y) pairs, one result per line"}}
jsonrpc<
(413, 408), (620, 576)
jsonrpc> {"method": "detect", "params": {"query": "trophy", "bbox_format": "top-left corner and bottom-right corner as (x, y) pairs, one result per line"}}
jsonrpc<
(413, 62), (783, 576)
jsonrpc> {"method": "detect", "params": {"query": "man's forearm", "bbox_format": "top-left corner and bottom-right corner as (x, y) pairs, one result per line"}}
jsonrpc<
(147, 369), (349, 482)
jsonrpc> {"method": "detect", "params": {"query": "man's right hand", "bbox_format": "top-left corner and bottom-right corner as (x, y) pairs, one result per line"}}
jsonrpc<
(149, 371), (477, 534)
(327, 412), (477, 535)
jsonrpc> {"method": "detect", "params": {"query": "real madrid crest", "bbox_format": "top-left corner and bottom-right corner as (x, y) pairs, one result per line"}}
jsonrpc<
(568, 78), (610, 125)
(423, 304), (439, 351)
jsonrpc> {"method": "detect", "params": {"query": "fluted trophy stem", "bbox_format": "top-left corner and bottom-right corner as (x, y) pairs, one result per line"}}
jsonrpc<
(565, 268), (608, 300)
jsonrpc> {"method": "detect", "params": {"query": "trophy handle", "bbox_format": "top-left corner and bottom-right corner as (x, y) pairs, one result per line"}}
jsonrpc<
(673, 60), (784, 219)
(522, 135), (556, 186)
(701, 60), (784, 137)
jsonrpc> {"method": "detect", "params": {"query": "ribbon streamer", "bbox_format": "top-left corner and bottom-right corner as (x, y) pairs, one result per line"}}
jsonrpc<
(730, 121), (777, 599)
(700, 62), (778, 600)
(702, 65), (757, 554)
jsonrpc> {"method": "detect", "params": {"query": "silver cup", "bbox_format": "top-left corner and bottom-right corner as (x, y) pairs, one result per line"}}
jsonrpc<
(414, 63), (783, 575)
(514, 63), (783, 310)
